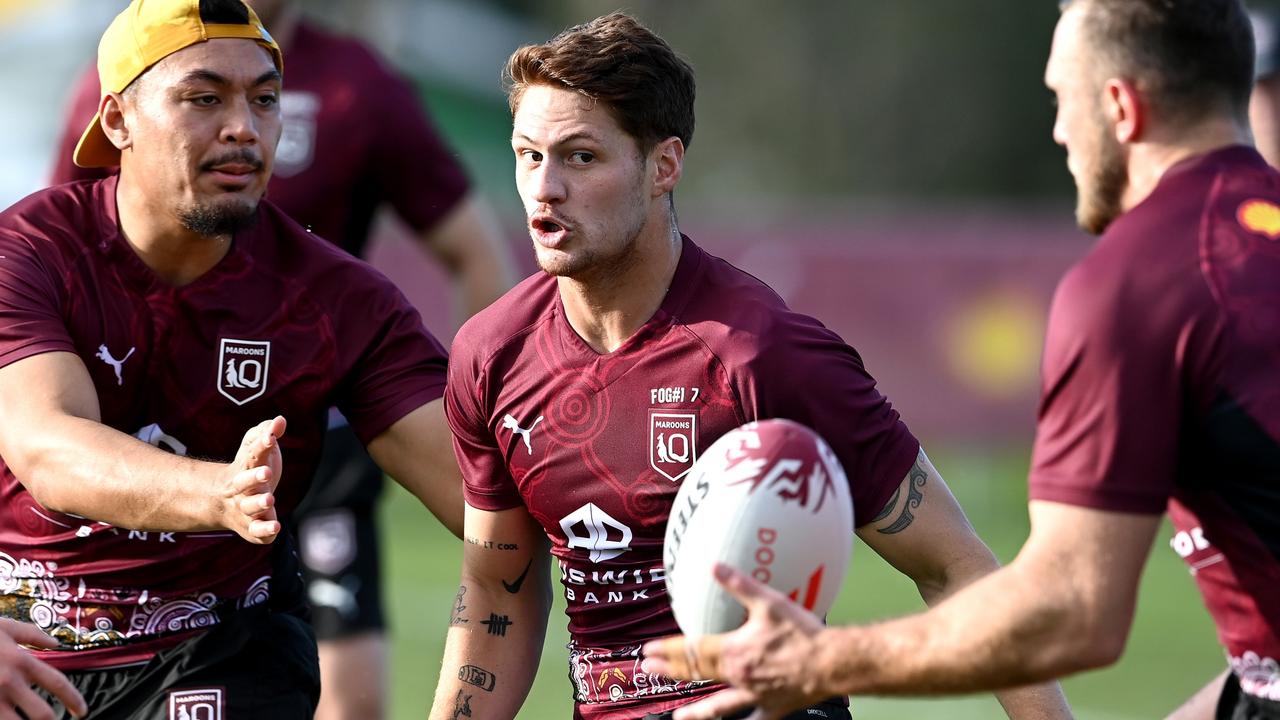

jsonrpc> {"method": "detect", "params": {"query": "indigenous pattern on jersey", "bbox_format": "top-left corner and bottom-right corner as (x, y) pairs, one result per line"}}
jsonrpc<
(50, 21), (469, 257)
(1029, 147), (1280, 700)
(447, 236), (918, 718)
(0, 177), (447, 670)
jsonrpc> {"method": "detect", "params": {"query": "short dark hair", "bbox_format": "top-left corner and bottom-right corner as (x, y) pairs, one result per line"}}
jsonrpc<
(199, 0), (251, 25)
(1060, 0), (1254, 124)
(504, 12), (696, 153)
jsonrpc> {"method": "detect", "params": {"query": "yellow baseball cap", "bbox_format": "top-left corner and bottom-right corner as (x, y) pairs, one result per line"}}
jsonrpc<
(73, 0), (283, 168)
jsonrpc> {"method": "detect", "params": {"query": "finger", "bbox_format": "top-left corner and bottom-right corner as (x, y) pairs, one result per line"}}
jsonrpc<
(13, 677), (61, 720)
(714, 563), (785, 611)
(27, 657), (86, 718)
(238, 492), (274, 517)
(0, 619), (57, 649)
(671, 687), (758, 720)
(0, 705), (20, 720)
(268, 415), (287, 439)
(247, 517), (280, 542)
(232, 466), (273, 493)
(641, 635), (688, 675)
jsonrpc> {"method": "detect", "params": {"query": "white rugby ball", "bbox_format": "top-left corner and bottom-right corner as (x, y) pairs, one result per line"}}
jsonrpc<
(663, 418), (853, 636)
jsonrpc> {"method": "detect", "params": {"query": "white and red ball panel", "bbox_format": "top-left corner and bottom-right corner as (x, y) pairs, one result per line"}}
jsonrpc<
(663, 418), (853, 636)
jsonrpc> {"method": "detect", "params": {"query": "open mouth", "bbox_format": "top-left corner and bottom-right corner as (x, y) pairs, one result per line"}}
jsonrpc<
(531, 215), (569, 247)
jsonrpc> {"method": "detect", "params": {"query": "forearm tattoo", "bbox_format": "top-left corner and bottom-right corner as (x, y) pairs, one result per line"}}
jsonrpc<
(450, 585), (469, 626)
(876, 453), (928, 535)
(451, 689), (474, 719)
(502, 559), (533, 594)
(466, 536), (519, 551)
(481, 613), (513, 637)
(459, 665), (496, 692)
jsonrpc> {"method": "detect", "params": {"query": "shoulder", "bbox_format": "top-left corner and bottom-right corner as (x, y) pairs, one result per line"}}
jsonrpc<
(453, 272), (558, 369)
(0, 181), (102, 255)
(677, 248), (854, 370)
(293, 21), (403, 86)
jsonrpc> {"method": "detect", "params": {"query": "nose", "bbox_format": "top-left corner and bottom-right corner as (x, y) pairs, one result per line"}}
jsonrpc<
(526, 162), (566, 205)
(221, 96), (261, 147)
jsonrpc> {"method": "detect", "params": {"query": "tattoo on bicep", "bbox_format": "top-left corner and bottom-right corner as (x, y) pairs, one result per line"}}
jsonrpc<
(450, 585), (469, 626)
(876, 455), (928, 535)
(466, 536), (519, 551)
(451, 689), (474, 719)
(502, 559), (533, 594)
(481, 613), (513, 636)
(459, 664), (496, 691)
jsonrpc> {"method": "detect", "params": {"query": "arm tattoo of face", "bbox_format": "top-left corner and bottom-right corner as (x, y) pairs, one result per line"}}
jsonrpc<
(876, 452), (928, 535)
(451, 689), (474, 718)
(450, 585), (469, 626)
(459, 665), (496, 691)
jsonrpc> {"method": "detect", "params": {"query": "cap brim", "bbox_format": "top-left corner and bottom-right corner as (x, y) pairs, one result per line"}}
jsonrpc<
(72, 111), (120, 168)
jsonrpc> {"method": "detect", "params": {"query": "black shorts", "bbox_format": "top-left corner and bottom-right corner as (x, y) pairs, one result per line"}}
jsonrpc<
(29, 607), (319, 720)
(1218, 672), (1280, 720)
(294, 422), (387, 640)
(642, 698), (851, 720)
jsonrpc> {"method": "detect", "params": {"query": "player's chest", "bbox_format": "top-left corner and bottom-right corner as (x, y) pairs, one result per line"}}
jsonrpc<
(491, 352), (745, 525)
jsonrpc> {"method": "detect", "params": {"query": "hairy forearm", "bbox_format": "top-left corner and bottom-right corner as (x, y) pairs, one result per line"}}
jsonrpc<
(822, 563), (1111, 696)
(16, 413), (225, 531)
(429, 578), (551, 720)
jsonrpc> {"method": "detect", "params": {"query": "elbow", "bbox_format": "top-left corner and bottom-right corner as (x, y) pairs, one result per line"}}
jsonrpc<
(1071, 613), (1130, 670)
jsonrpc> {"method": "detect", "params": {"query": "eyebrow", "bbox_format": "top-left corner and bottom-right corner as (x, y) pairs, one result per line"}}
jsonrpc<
(511, 131), (604, 145)
(177, 68), (282, 87)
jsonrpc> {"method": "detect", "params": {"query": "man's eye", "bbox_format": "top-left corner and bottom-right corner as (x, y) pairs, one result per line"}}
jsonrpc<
(520, 150), (543, 163)
(569, 151), (594, 164)
(191, 96), (218, 106)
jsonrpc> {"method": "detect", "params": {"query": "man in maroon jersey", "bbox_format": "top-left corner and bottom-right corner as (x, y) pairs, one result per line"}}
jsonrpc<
(47, 2), (517, 716)
(428, 12), (1072, 720)
(0, 0), (464, 717)
(644, 2), (1280, 719)
(1252, 7), (1280, 170)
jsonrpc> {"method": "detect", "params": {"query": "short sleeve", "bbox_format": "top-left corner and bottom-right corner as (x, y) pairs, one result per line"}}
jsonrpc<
(366, 60), (470, 232)
(444, 330), (523, 511)
(336, 277), (448, 444)
(737, 311), (920, 528)
(1028, 259), (1217, 514)
(0, 231), (74, 368)
(49, 64), (115, 186)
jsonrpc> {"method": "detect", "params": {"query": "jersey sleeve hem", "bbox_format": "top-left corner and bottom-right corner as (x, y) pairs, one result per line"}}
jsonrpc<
(348, 380), (445, 446)
(462, 485), (524, 512)
(854, 426), (921, 528)
(0, 341), (77, 372)
(1028, 473), (1168, 515)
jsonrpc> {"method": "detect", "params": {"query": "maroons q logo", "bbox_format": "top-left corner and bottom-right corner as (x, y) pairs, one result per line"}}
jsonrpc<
(217, 339), (270, 405)
(649, 411), (697, 482)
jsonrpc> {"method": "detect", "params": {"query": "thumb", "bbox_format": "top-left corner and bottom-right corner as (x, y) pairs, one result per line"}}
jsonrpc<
(269, 415), (287, 439)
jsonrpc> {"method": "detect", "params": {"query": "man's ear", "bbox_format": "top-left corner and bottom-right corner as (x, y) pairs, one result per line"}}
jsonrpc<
(651, 136), (684, 197)
(1102, 78), (1143, 144)
(100, 91), (134, 153)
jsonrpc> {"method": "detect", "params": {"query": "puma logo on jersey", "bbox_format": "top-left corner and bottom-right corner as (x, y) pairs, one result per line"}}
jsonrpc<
(502, 414), (544, 455)
(95, 344), (135, 386)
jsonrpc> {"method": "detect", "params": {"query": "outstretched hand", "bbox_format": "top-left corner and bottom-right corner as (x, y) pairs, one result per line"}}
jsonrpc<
(223, 416), (287, 544)
(642, 563), (831, 720)
(0, 618), (86, 719)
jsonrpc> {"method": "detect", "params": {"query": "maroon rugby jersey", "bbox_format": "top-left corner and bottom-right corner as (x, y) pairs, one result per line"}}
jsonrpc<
(1029, 147), (1280, 700)
(0, 176), (447, 670)
(51, 20), (469, 257)
(447, 236), (919, 719)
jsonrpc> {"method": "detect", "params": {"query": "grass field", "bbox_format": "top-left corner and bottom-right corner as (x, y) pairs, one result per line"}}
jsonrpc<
(379, 446), (1223, 719)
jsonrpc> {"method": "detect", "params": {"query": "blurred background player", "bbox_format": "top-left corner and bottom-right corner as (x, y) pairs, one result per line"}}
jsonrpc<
(49, 1), (519, 717)
(1251, 5), (1280, 168)
(429, 12), (1071, 720)
(643, 2), (1280, 719)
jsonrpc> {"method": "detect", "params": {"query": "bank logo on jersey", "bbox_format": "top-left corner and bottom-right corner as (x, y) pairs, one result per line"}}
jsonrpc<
(649, 411), (697, 482)
(168, 687), (224, 720)
(217, 339), (270, 405)
(95, 343), (135, 386)
(502, 413), (544, 455)
(274, 90), (320, 178)
(560, 503), (632, 563)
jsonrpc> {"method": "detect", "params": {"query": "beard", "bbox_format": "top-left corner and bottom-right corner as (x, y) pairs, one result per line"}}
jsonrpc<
(1074, 110), (1128, 236)
(178, 197), (260, 238)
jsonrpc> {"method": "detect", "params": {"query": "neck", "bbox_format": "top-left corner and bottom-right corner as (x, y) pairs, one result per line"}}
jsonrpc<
(1121, 115), (1250, 212)
(558, 219), (683, 354)
(115, 173), (234, 287)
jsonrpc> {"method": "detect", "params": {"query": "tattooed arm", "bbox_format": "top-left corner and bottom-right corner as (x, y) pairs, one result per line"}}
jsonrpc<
(429, 501), (552, 720)
(643, 449), (1077, 720)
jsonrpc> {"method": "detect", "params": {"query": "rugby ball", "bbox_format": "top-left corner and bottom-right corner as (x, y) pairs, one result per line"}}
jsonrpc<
(663, 418), (853, 636)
